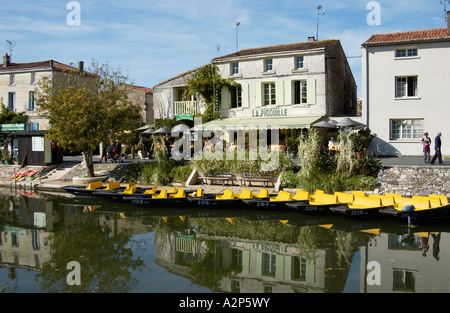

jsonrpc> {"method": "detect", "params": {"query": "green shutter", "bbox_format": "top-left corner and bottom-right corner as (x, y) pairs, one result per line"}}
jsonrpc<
(255, 83), (262, 107)
(307, 78), (316, 105)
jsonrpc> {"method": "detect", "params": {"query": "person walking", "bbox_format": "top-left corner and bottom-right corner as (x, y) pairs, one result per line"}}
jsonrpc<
(430, 132), (443, 165)
(421, 132), (431, 163)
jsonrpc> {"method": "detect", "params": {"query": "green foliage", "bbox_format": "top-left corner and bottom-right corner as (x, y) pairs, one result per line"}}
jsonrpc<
(190, 150), (294, 176)
(36, 61), (142, 177)
(124, 160), (190, 185)
(0, 103), (28, 124)
(280, 170), (300, 188)
(186, 64), (236, 123)
(350, 128), (375, 153)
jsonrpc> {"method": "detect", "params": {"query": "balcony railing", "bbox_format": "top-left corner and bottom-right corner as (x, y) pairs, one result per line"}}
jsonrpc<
(173, 101), (199, 116)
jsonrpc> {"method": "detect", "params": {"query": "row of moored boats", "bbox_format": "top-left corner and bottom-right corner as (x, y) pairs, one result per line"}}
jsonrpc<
(63, 181), (450, 224)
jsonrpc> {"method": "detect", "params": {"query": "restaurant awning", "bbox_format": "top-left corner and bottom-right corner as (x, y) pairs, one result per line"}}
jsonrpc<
(194, 116), (323, 131)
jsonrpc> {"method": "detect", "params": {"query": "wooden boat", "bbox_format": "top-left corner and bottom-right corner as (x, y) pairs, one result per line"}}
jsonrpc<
(286, 191), (361, 213)
(63, 181), (122, 197)
(244, 189), (310, 210)
(379, 194), (450, 223)
(125, 187), (207, 207)
(188, 188), (261, 208)
(329, 193), (395, 217)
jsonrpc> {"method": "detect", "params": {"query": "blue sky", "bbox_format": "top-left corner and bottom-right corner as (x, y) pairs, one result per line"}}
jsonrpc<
(2, 0), (448, 96)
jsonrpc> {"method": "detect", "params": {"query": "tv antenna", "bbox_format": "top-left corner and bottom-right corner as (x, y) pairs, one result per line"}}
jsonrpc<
(316, 5), (326, 41)
(441, 0), (450, 22)
(6, 40), (14, 59)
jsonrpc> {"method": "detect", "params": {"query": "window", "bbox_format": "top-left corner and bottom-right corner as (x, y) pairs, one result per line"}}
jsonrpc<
(263, 83), (276, 106)
(230, 85), (242, 108)
(295, 55), (304, 69)
(8, 92), (15, 111)
(30, 72), (36, 84)
(231, 62), (239, 75)
(390, 119), (423, 140)
(264, 58), (273, 72)
(293, 80), (307, 104)
(395, 76), (417, 98)
(9, 74), (15, 85)
(262, 253), (276, 277)
(395, 48), (418, 58)
(29, 91), (36, 111)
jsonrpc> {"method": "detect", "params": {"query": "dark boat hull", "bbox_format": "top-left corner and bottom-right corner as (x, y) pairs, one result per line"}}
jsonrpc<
(380, 204), (450, 223)
(63, 185), (125, 197)
(329, 204), (392, 217)
(126, 196), (192, 207)
(244, 198), (308, 210)
(286, 202), (337, 213)
(187, 196), (248, 209)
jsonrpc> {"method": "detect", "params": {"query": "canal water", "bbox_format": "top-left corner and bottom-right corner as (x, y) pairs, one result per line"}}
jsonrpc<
(1, 187), (449, 294)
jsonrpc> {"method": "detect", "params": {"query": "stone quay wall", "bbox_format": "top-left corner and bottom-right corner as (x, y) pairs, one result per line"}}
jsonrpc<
(377, 165), (450, 197)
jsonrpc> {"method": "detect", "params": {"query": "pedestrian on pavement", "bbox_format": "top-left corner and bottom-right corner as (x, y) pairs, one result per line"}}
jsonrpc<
(430, 132), (443, 165)
(421, 132), (431, 163)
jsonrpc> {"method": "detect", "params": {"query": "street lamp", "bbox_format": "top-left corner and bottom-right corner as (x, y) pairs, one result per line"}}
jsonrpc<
(236, 22), (241, 51)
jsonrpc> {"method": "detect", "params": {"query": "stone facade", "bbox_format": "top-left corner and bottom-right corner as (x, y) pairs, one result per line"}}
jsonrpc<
(378, 165), (450, 197)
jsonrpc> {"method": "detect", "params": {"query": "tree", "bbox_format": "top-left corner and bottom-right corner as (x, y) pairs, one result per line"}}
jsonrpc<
(36, 61), (142, 177)
(186, 64), (236, 123)
(0, 102), (28, 124)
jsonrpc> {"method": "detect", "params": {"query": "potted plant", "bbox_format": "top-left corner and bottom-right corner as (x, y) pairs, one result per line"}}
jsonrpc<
(350, 129), (375, 159)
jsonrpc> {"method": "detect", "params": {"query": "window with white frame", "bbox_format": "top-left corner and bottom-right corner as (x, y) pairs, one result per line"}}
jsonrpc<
(395, 76), (418, 98)
(263, 82), (276, 106)
(295, 55), (304, 69)
(264, 58), (273, 72)
(230, 85), (242, 108)
(29, 91), (36, 111)
(231, 62), (239, 75)
(390, 119), (423, 140)
(395, 48), (418, 58)
(8, 92), (15, 111)
(293, 80), (307, 104)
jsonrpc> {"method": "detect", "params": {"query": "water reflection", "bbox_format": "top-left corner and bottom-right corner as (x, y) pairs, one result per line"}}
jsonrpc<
(1, 188), (449, 293)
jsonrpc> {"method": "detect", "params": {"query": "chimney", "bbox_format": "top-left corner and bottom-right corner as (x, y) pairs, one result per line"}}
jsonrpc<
(308, 36), (316, 42)
(3, 53), (10, 67)
(78, 61), (84, 72)
(447, 11), (450, 35)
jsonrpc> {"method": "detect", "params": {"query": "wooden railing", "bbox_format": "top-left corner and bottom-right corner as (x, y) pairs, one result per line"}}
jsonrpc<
(173, 101), (199, 115)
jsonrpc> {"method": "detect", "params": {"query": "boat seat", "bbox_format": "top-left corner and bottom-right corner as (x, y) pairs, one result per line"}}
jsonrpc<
(429, 194), (449, 206)
(236, 188), (253, 199)
(189, 188), (204, 197)
(123, 184), (137, 194)
(270, 190), (292, 202)
(105, 182), (121, 190)
(395, 197), (432, 211)
(86, 181), (103, 190)
(368, 194), (396, 206)
(352, 191), (366, 197)
(335, 192), (355, 204)
(292, 190), (310, 201)
(216, 189), (234, 200)
(310, 189), (325, 201)
(309, 193), (338, 205)
(152, 189), (168, 199)
(348, 196), (382, 209)
(254, 188), (269, 198)
(413, 196), (441, 208)
(170, 188), (185, 198)
(167, 185), (177, 194)
(144, 185), (158, 194)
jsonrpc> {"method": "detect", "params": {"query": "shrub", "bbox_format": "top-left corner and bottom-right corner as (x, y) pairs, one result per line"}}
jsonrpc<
(280, 170), (300, 188)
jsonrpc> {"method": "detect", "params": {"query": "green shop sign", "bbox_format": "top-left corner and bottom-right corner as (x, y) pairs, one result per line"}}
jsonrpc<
(176, 113), (194, 121)
(251, 108), (288, 118)
(0, 123), (26, 131)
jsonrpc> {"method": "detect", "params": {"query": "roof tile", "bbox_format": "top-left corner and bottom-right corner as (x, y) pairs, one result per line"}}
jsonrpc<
(365, 27), (450, 45)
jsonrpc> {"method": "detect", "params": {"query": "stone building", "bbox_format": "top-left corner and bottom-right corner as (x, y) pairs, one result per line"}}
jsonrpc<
(153, 38), (358, 131)
(362, 12), (450, 156)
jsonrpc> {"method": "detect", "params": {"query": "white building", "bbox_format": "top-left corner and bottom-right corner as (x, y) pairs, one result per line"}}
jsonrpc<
(153, 39), (358, 133)
(362, 13), (450, 156)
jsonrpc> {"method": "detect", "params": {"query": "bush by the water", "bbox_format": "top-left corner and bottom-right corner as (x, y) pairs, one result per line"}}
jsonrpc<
(124, 160), (192, 185)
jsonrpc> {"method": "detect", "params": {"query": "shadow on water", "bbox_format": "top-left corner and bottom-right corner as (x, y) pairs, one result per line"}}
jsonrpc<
(1, 187), (450, 293)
